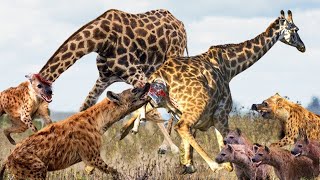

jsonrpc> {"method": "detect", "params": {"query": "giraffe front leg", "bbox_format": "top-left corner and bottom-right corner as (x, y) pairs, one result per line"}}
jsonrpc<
(131, 106), (145, 134)
(215, 119), (233, 172)
(179, 131), (196, 174)
(175, 120), (219, 172)
(158, 117), (175, 154)
(80, 75), (120, 111)
(157, 121), (179, 154)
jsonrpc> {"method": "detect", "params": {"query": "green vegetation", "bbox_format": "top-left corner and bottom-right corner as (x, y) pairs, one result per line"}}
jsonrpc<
(0, 113), (282, 179)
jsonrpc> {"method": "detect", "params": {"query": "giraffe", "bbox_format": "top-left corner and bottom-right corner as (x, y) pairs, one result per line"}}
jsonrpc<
(38, 9), (187, 111)
(120, 10), (305, 173)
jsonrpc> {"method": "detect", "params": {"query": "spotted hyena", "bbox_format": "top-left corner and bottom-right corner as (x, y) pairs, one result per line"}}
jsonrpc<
(0, 84), (150, 180)
(252, 143), (317, 180)
(0, 74), (52, 145)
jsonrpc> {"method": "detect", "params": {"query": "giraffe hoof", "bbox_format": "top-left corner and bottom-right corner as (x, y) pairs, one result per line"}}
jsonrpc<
(223, 162), (233, 172)
(130, 129), (138, 134)
(158, 147), (168, 154)
(85, 165), (95, 175)
(181, 164), (196, 174)
(170, 145), (179, 154)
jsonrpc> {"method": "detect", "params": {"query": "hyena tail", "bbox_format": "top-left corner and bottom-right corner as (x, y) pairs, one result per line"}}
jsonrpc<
(0, 160), (6, 180)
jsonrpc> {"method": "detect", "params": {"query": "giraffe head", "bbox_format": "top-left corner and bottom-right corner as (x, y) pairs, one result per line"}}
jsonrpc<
(26, 73), (53, 103)
(278, 10), (305, 52)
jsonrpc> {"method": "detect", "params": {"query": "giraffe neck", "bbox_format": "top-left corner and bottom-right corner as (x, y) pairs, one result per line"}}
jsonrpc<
(210, 18), (283, 82)
(39, 16), (108, 82)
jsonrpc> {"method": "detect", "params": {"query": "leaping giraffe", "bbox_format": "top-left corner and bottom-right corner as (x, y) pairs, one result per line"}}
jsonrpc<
(38, 9), (187, 111)
(120, 10), (305, 173)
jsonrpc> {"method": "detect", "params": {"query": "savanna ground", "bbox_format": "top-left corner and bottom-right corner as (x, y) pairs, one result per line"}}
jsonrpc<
(0, 111), (283, 180)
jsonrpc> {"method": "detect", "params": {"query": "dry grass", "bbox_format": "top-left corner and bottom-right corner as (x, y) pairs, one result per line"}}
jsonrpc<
(0, 112), (283, 179)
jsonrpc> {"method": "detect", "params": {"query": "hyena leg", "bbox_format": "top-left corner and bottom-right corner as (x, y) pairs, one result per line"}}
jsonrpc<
(36, 102), (52, 127)
(21, 114), (37, 132)
(80, 151), (121, 179)
(4, 120), (28, 145)
(12, 155), (47, 180)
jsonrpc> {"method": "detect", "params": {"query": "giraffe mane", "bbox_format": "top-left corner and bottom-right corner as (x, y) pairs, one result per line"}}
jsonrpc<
(208, 17), (280, 50)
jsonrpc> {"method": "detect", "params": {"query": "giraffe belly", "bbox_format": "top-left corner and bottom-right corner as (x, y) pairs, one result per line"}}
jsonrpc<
(193, 114), (214, 131)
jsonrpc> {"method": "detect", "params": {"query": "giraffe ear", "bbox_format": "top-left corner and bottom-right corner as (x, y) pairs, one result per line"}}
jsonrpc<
(107, 91), (121, 105)
(287, 10), (293, 23)
(280, 10), (285, 19)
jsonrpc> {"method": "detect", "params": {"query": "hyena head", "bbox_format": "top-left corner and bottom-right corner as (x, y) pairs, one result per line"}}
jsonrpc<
(252, 143), (271, 167)
(215, 144), (236, 164)
(291, 135), (310, 157)
(251, 93), (290, 121)
(223, 128), (243, 145)
(106, 83), (150, 114)
(26, 73), (53, 103)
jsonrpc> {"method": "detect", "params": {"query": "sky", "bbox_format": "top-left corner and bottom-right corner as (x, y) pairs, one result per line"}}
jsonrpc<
(1, 0), (320, 112)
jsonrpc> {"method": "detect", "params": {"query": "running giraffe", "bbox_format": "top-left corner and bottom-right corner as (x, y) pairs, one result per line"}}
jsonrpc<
(121, 10), (305, 173)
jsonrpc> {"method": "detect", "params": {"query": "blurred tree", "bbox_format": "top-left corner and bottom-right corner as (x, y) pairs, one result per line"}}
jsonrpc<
(307, 96), (320, 114)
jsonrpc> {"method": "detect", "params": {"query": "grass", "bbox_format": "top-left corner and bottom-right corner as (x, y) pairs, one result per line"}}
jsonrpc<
(0, 112), (282, 179)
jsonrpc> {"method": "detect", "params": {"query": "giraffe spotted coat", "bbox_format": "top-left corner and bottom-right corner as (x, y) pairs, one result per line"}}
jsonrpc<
(38, 9), (187, 111)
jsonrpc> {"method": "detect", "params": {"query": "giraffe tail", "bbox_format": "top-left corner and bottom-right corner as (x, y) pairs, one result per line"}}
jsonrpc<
(185, 42), (189, 57)
(0, 160), (6, 180)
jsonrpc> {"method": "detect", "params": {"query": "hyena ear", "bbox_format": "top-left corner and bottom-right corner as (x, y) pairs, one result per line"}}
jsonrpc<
(253, 143), (260, 153)
(236, 128), (241, 136)
(265, 146), (270, 153)
(107, 91), (121, 105)
(304, 135), (309, 145)
(25, 73), (34, 81)
(227, 144), (233, 152)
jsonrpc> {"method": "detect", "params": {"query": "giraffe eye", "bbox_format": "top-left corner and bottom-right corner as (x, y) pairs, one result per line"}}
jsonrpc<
(37, 84), (43, 88)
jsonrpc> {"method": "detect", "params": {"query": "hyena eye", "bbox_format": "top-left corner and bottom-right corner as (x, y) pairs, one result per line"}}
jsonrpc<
(229, 136), (234, 139)
(258, 153), (263, 156)
(298, 144), (303, 148)
(263, 102), (268, 107)
(37, 84), (43, 88)
(221, 153), (226, 156)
